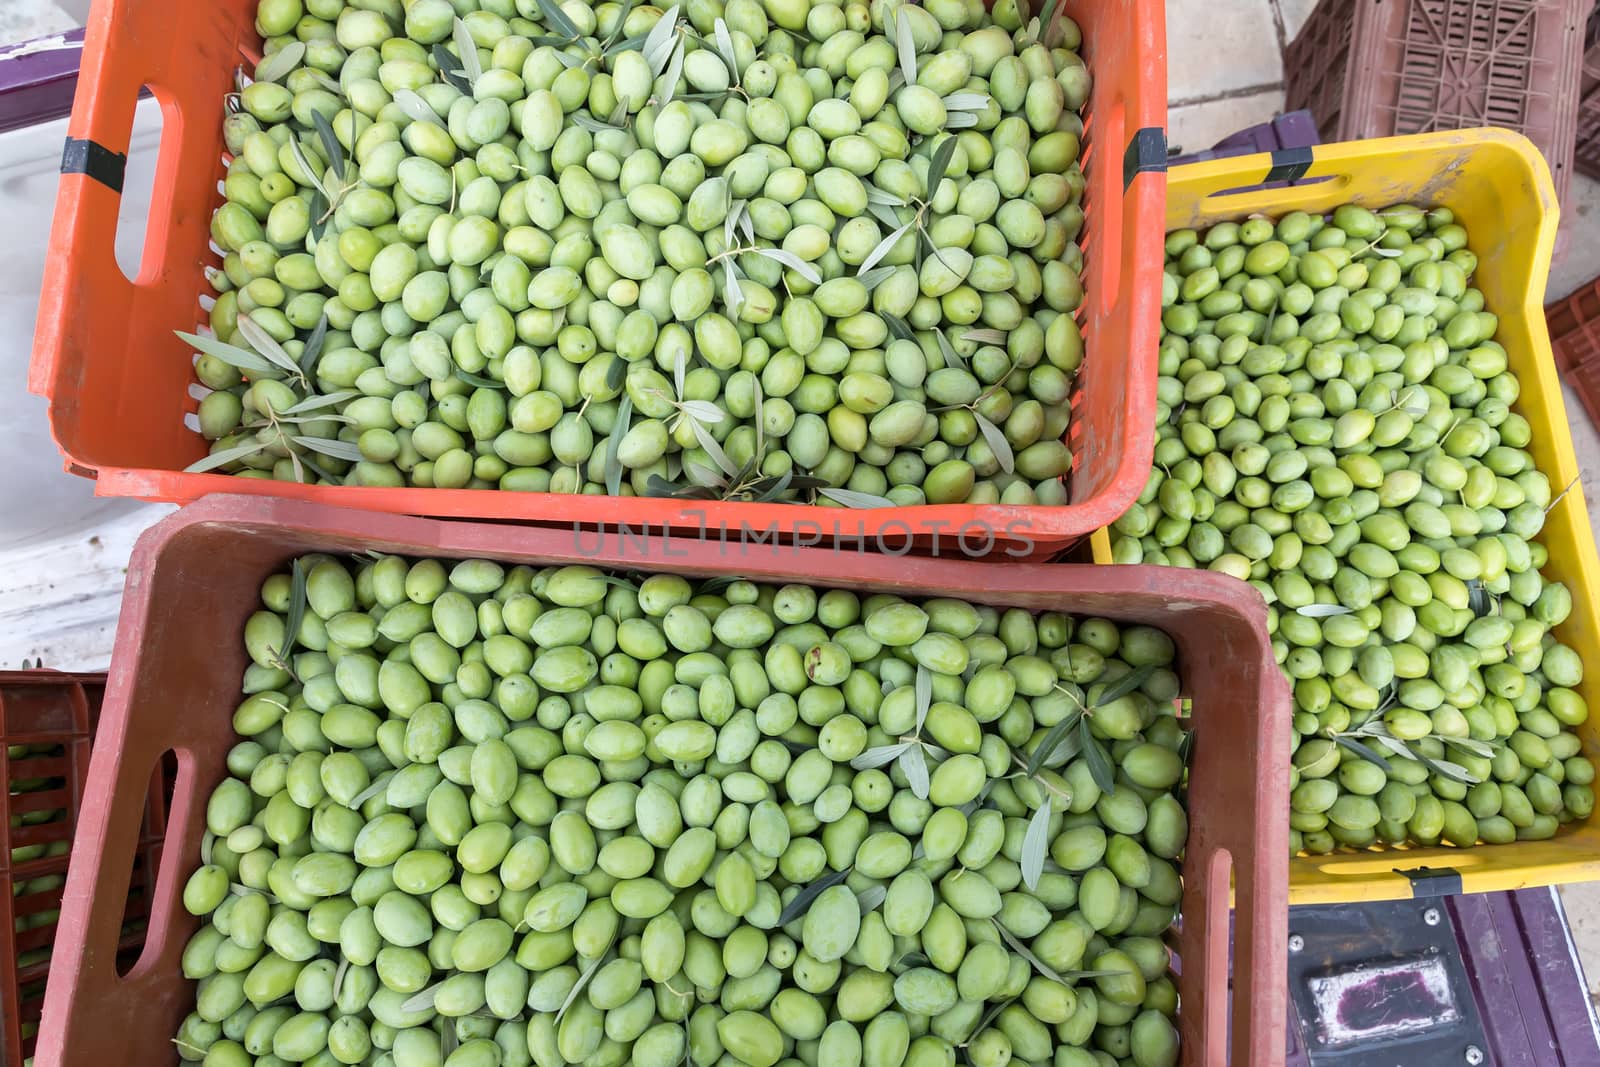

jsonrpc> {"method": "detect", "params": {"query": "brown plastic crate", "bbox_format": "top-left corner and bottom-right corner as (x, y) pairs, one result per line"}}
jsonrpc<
(1545, 272), (1600, 425)
(1573, 5), (1600, 177)
(1284, 0), (1585, 203)
(0, 673), (169, 1066)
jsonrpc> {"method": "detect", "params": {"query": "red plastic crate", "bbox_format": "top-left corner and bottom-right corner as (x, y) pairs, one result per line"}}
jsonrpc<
(1283, 0), (1585, 204)
(28, 0), (1168, 559)
(0, 672), (168, 1067)
(37, 494), (1289, 1066)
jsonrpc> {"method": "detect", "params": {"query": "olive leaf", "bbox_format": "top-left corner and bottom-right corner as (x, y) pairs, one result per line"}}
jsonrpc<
(1091, 663), (1154, 708)
(963, 328), (1007, 345)
(401, 982), (444, 1015)
(752, 377), (765, 459)
(914, 665), (932, 733)
(1296, 603), (1353, 617)
(713, 18), (739, 77)
(966, 997), (1017, 1044)
(895, 8), (916, 84)
(393, 89), (445, 126)
(851, 743), (911, 770)
(177, 329), (276, 376)
(685, 461), (725, 487)
(819, 488), (895, 508)
(881, 314), (917, 342)
(690, 419), (740, 479)
(754, 247), (822, 285)
(863, 182), (906, 207)
(308, 188), (330, 242)
(1332, 734), (1391, 771)
(332, 957), (350, 1002)
(1467, 578), (1491, 617)
(606, 393), (633, 497)
(1025, 709), (1083, 776)
(1078, 717), (1116, 795)
(944, 112), (979, 130)
(236, 314), (308, 384)
(855, 884), (888, 914)
(1021, 799), (1052, 891)
(723, 259), (746, 320)
(293, 436), (364, 462)
(925, 135), (958, 198)
(228, 884), (277, 903)
(724, 199), (746, 248)
(660, 37), (686, 104)
(974, 412), (1014, 474)
(991, 919), (1127, 984)
(433, 42), (472, 94)
(311, 111), (346, 183)
(536, 0), (581, 39)
(452, 18), (483, 86)
(572, 113), (626, 133)
(555, 936), (618, 1025)
(606, 355), (629, 392)
(643, 4), (681, 72)
(778, 867), (852, 925)
(900, 743), (929, 799)
(858, 221), (914, 274)
(942, 92), (991, 113)
(603, 33), (649, 55)
(185, 439), (271, 473)
(867, 201), (907, 230)
(933, 330), (968, 371)
(455, 368), (501, 389)
(343, 770), (394, 811)
(678, 400), (727, 425)
(857, 265), (897, 290)
(254, 41), (305, 84)
(1442, 735), (1499, 758)
(298, 313), (330, 374)
(271, 557), (308, 670)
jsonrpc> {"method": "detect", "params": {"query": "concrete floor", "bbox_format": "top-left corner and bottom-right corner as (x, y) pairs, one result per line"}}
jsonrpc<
(7, 0), (1600, 1011)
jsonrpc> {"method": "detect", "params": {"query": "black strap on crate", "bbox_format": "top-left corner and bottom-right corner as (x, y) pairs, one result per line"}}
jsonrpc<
(1265, 146), (1314, 184)
(60, 137), (127, 193)
(1123, 127), (1167, 190)
(1398, 865), (1465, 898)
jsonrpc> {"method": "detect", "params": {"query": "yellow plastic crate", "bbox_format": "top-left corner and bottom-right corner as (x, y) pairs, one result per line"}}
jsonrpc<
(1093, 130), (1600, 903)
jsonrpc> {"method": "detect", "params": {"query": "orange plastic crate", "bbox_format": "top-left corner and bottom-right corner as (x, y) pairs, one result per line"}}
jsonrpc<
(0, 672), (169, 1067)
(37, 494), (1289, 1066)
(30, 0), (1166, 559)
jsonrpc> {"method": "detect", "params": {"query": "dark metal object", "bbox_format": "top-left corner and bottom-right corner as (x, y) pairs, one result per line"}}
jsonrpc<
(1285, 888), (1600, 1066)
(1287, 899), (1489, 1064)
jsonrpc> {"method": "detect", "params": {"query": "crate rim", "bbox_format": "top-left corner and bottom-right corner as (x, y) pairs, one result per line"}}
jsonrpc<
(38, 492), (1290, 1067)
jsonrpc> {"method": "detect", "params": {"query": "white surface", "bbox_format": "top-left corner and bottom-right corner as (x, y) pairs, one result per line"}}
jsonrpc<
(0, 87), (170, 668)
(0, 99), (167, 547)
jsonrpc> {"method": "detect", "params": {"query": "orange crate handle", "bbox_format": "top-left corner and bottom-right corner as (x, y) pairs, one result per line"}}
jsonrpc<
(32, 0), (255, 398)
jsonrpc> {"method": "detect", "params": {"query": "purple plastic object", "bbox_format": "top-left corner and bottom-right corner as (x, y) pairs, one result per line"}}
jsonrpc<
(0, 29), (85, 134)
(1169, 109), (1322, 167)
(1285, 888), (1600, 1065)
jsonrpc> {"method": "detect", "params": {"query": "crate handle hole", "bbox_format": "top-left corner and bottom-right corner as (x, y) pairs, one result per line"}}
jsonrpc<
(111, 748), (177, 978)
(113, 88), (167, 284)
